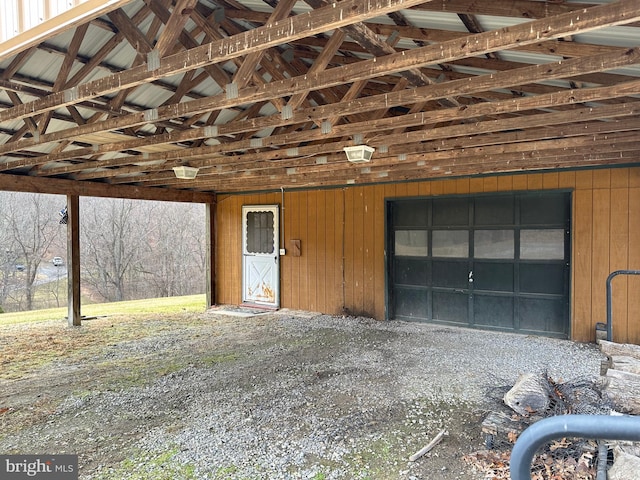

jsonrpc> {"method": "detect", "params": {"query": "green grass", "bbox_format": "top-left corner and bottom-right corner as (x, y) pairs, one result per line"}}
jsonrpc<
(0, 294), (207, 325)
(92, 447), (199, 480)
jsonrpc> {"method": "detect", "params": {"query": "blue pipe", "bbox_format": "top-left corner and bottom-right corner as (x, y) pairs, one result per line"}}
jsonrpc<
(510, 415), (640, 480)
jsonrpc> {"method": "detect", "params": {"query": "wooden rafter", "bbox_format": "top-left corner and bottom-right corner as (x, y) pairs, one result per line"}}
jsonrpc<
(0, 0), (638, 197)
(153, 0), (200, 57)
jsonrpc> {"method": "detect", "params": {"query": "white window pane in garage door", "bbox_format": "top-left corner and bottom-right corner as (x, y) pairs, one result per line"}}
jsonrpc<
(433, 230), (468, 258)
(474, 230), (514, 259)
(395, 230), (428, 257)
(520, 229), (565, 260)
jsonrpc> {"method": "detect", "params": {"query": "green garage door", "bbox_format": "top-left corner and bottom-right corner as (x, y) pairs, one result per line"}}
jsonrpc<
(388, 192), (570, 337)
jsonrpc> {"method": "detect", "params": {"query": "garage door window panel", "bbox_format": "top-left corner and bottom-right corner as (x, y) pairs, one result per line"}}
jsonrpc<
(395, 230), (428, 257)
(474, 230), (514, 259)
(433, 230), (469, 258)
(520, 229), (565, 260)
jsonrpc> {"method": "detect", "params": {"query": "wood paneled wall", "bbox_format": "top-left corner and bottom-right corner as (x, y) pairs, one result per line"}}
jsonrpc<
(215, 167), (640, 343)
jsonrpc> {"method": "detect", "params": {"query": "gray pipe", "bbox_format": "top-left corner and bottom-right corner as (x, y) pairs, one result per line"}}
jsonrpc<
(596, 440), (608, 480)
(606, 270), (640, 341)
(510, 415), (640, 480)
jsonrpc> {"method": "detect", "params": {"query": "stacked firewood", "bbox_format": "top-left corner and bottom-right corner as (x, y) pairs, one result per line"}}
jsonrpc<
(598, 340), (640, 478)
(599, 340), (640, 414)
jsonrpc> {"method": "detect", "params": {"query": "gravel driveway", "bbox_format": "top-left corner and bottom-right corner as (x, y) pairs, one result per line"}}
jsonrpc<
(0, 309), (603, 479)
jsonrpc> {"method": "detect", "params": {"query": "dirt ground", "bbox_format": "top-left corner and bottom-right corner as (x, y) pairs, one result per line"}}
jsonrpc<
(0, 308), (602, 479)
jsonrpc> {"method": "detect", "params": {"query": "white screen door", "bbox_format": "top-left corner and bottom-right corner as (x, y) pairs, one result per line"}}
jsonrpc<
(242, 205), (280, 307)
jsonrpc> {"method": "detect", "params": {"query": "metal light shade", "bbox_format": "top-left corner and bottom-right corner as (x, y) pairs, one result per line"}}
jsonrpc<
(173, 165), (199, 179)
(343, 145), (375, 163)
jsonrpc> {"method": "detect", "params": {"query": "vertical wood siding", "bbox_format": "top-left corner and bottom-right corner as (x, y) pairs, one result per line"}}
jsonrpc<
(215, 167), (640, 343)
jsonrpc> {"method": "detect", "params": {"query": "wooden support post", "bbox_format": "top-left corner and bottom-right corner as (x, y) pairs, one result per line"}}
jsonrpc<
(205, 198), (216, 308)
(66, 195), (81, 326)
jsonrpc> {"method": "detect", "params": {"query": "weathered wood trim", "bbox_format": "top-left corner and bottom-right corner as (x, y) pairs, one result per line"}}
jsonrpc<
(206, 200), (217, 308)
(66, 194), (81, 327)
(0, 173), (216, 203)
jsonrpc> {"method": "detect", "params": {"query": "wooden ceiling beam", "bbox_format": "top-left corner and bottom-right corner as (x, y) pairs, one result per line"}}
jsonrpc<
(409, 0), (638, 27)
(325, 24), (623, 59)
(411, 0), (599, 19)
(1, 0), (638, 196)
(0, 172), (215, 203)
(107, 8), (154, 59)
(174, 142), (640, 193)
(1, 47), (38, 79)
(134, 131), (640, 185)
(2, 8), (638, 161)
(224, 1), (604, 24)
(231, 0), (297, 89)
(9, 54), (640, 175)
(153, 0), (200, 57)
(35, 24), (92, 137)
(0, 0), (430, 124)
(286, 29), (346, 111)
(101, 109), (640, 185)
(5, 92), (39, 136)
(147, 2), (231, 90)
(157, 149), (640, 193)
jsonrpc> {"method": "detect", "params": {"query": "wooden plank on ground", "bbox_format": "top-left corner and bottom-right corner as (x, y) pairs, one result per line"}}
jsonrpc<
(600, 340), (640, 360)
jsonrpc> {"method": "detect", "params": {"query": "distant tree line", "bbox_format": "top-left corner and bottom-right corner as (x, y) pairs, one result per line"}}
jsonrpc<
(0, 192), (206, 312)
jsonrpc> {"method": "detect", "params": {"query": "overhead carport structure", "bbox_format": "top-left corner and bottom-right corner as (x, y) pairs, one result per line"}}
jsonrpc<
(0, 0), (639, 339)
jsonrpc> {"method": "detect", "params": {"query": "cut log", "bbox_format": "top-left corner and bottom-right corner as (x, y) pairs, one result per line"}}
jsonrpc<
(601, 357), (612, 376)
(503, 373), (551, 416)
(600, 370), (640, 414)
(610, 355), (640, 375)
(605, 368), (640, 383)
(612, 441), (640, 458)
(608, 450), (640, 480)
(481, 411), (524, 448)
(599, 340), (640, 360)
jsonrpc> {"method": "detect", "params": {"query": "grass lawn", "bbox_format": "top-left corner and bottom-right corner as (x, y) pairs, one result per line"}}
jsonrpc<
(0, 294), (207, 326)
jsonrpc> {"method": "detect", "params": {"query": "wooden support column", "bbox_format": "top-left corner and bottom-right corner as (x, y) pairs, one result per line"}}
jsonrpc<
(66, 195), (81, 326)
(205, 198), (216, 308)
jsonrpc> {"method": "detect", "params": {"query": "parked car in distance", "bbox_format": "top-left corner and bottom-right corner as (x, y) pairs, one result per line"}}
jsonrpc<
(52, 257), (64, 266)
(15, 264), (25, 272)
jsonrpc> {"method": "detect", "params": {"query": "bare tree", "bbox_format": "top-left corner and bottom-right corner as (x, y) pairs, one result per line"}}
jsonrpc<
(0, 192), (64, 310)
(1, 192), (207, 310)
(0, 208), (18, 309)
(137, 202), (206, 297)
(81, 198), (152, 302)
